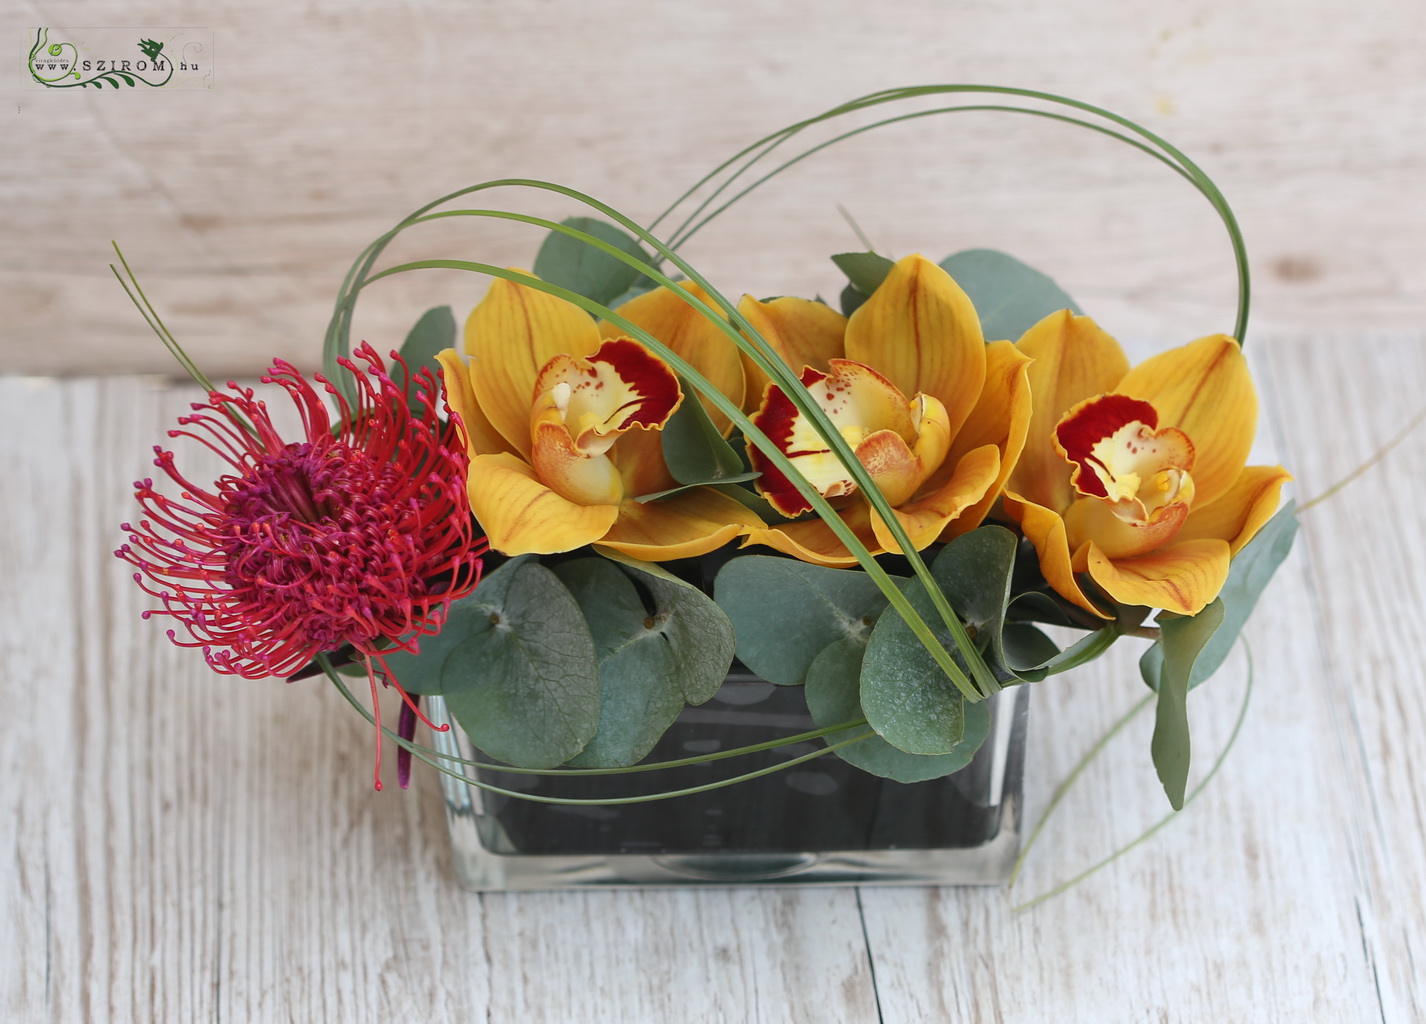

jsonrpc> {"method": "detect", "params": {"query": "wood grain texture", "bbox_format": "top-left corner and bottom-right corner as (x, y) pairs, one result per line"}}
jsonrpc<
(4, 333), (1426, 1021)
(6, 0), (1426, 377)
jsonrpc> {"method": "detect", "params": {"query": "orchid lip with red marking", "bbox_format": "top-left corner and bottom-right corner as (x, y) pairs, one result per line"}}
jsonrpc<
(535, 338), (681, 456)
(1055, 392), (1197, 528)
(749, 359), (949, 518)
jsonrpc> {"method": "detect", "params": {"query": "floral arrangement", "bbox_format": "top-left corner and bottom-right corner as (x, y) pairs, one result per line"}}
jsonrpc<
(116, 86), (1296, 823)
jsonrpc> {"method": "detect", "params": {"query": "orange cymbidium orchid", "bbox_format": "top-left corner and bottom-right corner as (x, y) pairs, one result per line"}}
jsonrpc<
(741, 254), (1033, 567)
(1002, 314), (1291, 616)
(436, 275), (761, 559)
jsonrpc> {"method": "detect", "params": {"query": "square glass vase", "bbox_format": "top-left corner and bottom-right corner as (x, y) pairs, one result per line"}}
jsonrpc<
(424, 671), (1029, 891)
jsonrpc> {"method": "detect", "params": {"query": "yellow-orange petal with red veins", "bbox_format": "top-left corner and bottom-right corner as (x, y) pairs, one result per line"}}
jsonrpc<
(940, 340), (1034, 539)
(1001, 489), (1109, 618)
(463, 274), (602, 459)
(869, 444), (1000, 555)
(1082, 538), (1231, 616)
(844, 255), (986, 439)
(1174, 464), (1293, 554)
(742, 503), (882, 568)
(532, 339), (682, 456)
(1115, 334), (1256, 508)
(603, 282), (744, 434)
(467, 453), (619, 556)
(435, 349), (514, 458)
(597, 488), (764, 561)
(736, 295), (848, 413)
(1010, 311), (1131, 513)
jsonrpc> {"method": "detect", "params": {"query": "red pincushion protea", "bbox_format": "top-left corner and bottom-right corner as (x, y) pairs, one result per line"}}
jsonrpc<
(116, 343), (487, 789)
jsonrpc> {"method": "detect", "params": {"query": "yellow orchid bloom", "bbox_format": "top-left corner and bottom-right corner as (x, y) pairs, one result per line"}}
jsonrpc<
(437, 275), (761, 559)
(1003, 313), (1291, 616)
(741, 254), (1033, 567)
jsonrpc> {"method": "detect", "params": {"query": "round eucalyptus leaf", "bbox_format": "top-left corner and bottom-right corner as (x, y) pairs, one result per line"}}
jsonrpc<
(532, 215), (651, 307)
(860, 527), (1019, 753)
(440, 560), (600, 769)
(377, 554), (535, 697)
(714, 556), (901, 685)
(553, 556), (736, 767)
(938, 249), (1080, 343)
(806, 637), (989, 782)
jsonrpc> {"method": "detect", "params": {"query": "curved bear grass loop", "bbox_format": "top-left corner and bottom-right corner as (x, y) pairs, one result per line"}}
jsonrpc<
(348, 232), (988, 704)
(319, 86), (1254, 732)
(650, 84), (1250, 347)
(660, 104), (1197, 254)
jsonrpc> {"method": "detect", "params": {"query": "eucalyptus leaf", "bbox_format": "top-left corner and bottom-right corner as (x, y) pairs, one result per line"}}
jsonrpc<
(714, 556), (901, 685)
(391, 305), (456, 397)
(554, 557), (736, 767)
(938, 249), (1080, 342)
(377, 555), (535, 697)
(438, 559), (601, 768)
(805, 637), (990, 782)
(1146, 598), (1226, 810)
(839, 282), (869, 318)
(831, 251), (895, 294)
(533, 216), (651, 307)
(1141, 502), (1299, 693)
(860, 527), (1019, 753)
(659, 380), (748, 487)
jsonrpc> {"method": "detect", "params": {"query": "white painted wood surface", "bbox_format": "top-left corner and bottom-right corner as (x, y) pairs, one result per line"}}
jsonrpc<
(6, 0), (1426, 376)
(3, 331), (1424, 1021)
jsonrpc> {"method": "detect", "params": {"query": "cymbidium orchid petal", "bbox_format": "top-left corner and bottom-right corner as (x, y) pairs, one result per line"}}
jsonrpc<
(464, 274), (602, 459)
(736, 295), (847, 412)
(1115, 334), (1256, 508)
(1174, 464), (1293, 554)
(845, 255), (986, 439)
(1010, 311), (1130, 512)
(1083, 538), (1231, 616)
(1001, 489), (1108, 618)
(742, 502), (882, 569)
(435, 349), (514, 457)
(868, 443), (1000, 555)
(940, 340), (1034, 539)
(598, 488), (765, 561)
(466, 452), (619, 555)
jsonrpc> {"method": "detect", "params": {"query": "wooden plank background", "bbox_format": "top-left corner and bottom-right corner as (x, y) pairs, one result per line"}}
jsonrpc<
(5, 0), (1425, 376)
(5, 334), (1425, 1021)
(6, 1), (1426, 1020)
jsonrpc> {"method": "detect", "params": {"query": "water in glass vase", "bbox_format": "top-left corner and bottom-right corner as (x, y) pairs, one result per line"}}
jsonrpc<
(426, 670), (1029, 891)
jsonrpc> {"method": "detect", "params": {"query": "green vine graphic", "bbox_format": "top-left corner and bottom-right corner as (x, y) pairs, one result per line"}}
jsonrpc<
(29, 28), (177, 89)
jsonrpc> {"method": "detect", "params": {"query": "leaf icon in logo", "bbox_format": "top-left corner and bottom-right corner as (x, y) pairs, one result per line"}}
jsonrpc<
(138, 38), (164, 62)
